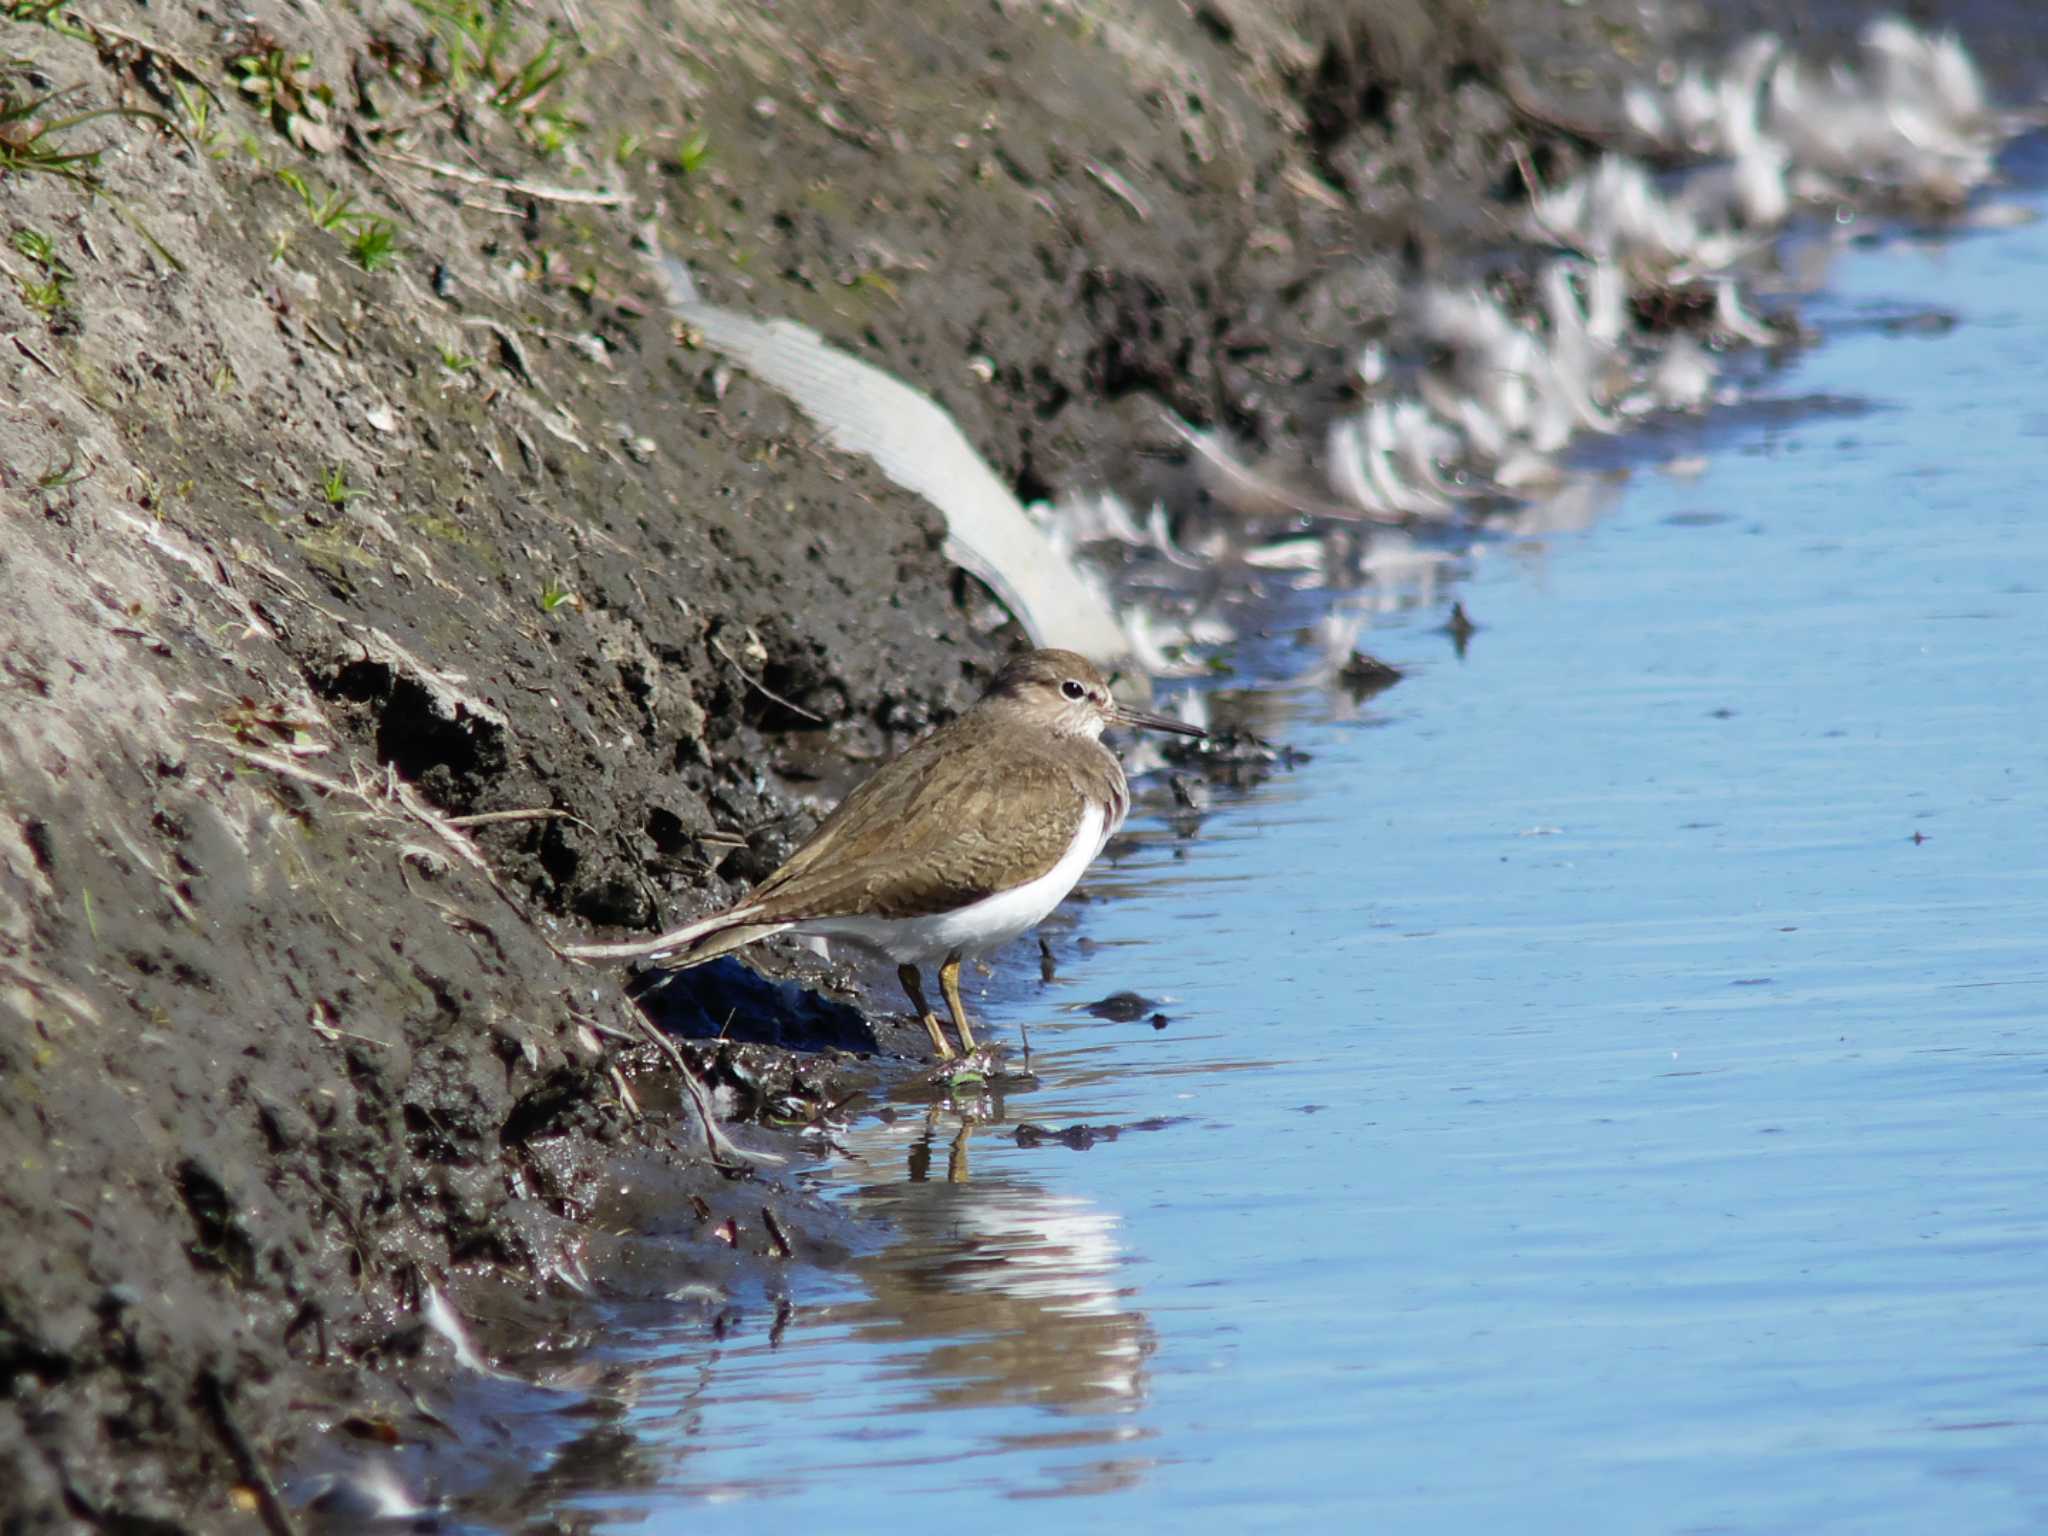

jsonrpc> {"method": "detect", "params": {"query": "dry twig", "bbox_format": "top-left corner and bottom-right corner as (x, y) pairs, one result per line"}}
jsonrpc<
(444, 807), (595, 832)
(710, 633), (825, 723)
(628, 1014), (785, 1170)
(376, 150), (631, 207)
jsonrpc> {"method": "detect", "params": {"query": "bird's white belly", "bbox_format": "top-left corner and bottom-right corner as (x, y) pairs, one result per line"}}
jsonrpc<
(795, 803), (1107, 966)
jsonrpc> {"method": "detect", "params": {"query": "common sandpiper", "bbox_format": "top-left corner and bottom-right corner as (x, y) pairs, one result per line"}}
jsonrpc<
(564, 648), (1203, 1057)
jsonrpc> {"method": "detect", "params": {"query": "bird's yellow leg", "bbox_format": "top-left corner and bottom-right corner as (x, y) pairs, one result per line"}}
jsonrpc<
(898, 963), (954, 1059)
(938, 953), (978, 1054)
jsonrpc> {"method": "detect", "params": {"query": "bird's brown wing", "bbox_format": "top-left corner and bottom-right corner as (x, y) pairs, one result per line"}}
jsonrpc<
(746, 722), (1093, 922)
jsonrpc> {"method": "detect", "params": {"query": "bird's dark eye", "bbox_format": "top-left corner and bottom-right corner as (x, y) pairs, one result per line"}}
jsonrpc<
(1061, 679), (1086, 700)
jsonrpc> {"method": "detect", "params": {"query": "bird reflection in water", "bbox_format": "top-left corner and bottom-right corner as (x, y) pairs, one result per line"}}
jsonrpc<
(833, 1106), (1158, 1493)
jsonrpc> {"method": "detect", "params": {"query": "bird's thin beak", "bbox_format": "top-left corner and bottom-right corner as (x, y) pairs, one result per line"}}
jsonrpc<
(1108, 701), (1206, 738)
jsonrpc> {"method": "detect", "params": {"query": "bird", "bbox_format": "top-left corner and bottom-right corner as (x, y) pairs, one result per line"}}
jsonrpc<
(563, 648), (1204, 1058)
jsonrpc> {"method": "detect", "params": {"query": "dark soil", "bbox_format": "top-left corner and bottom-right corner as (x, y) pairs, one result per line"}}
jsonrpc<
(2, 0), (2033, 1528)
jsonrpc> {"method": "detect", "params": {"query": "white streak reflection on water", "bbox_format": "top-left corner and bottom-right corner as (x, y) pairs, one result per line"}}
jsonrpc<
(588, 157), (2048, 1533)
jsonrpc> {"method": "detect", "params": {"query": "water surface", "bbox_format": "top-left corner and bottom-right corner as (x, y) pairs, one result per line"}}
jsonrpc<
(556, 161), (2048, 1534)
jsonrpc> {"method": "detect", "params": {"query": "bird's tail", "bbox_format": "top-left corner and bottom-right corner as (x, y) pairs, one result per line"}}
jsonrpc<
(559, 904), (793, 967)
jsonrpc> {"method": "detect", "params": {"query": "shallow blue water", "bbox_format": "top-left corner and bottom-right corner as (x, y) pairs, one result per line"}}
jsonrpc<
(553, 176), (2048, 1533)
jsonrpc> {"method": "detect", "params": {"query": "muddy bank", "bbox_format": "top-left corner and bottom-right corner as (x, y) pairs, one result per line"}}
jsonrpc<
(0, 0), (2024, 1526)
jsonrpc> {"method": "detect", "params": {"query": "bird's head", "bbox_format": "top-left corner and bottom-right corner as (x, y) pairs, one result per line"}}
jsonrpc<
(982, 648), (1206, 742)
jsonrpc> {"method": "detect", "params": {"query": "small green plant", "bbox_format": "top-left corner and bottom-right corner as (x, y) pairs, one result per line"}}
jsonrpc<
(14, 226), (59, 268)
(9, 226), (73, 314)
(521, 103), (581, 157)
(347, 217), (397, 272)
(36, 451), (89, 490)
(274, 169), (400, 273)
(2, 1), (90, 42)
(14, 272), (64, 311)
(613, 129), (642, 165)
(407, 0), (581, 144)
(538, 577), (576, 614)
(674, 129), (711, 175)
(171, 79), (225, 154)
(410, 0), (518, 91)
(0, 79), (104, 186)
(230, 49), (338, 153)
(847, 269), (900, 302)
(320, 466), (361, 506)
(0, 62), (185, 215)
(275, 167), (357, 230)
(172, 78), (210, 135)
(493, 33), (566, 115)
(438, 345), (477, 373)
